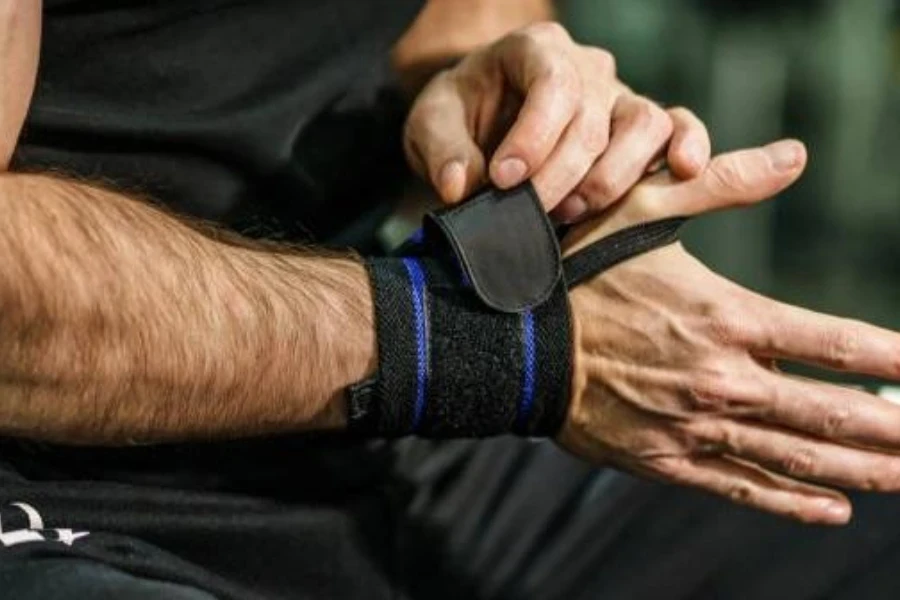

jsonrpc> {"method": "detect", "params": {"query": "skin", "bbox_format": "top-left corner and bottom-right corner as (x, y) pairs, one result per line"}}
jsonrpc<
(3, 1), (900, 525)
(0, 0), (40, 169)
(401, 18), (712, 223)
(562, 140), (900, 525)
(392, 0), (555, 94)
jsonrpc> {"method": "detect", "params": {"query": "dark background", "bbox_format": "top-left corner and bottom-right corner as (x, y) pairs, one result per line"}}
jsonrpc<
(562, 0), (900, 383)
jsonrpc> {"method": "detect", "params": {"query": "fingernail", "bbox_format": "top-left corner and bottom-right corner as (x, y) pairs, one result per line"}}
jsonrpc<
(439, 160), (466, 201)
(558, 194), (589, 224)
(494, 157), (528, 187)
(768, 141), (803, 172)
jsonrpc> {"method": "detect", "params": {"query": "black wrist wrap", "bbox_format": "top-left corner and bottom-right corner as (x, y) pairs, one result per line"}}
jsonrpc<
(348, 182), (686, 438)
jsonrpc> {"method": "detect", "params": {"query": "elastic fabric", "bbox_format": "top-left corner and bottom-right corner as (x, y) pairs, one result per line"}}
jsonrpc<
(347, 186), (686, 439)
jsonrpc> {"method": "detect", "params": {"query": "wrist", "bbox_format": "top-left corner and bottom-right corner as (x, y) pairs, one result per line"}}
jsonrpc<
(558, 287), (595, 445)
(299, 256), (378, 429)
(327, 258), (378, 400)
(216, 250), (378, 432)
(348, 183), (572, 438)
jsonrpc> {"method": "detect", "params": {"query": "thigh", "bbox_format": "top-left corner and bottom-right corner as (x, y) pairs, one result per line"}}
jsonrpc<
(0, 557), (218, 600)
(394, 437), (900, 600)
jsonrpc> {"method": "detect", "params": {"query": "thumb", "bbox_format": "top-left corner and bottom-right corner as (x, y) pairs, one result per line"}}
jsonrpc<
(403, 84), (487, 204)
(563, 140), (807, 251)
(653, 139), (807, 217)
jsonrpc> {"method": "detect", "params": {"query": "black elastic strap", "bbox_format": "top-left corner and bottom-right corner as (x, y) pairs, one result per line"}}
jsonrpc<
(562, 217), (688, 288)
(348, 181), (687, 439)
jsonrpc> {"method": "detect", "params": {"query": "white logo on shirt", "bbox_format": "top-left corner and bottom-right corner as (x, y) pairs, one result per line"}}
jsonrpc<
(0, 502), (89, 548)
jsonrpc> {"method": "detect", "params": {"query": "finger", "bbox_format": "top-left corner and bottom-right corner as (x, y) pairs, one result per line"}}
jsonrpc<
(489, 29), (586, 189)
(754, 372), (900, 450)
(665, 106), (711, 179)
(690, 419), (900, 492)
(550, 194), (591, 225)
(567, 95), (673, 217)
(739, 295), (900, 380)
(403, 77), (487, 203)
(644, 454), (850, 525)
(628, 139), (808, 221)
(530, 106), (611, 213)
(705, 356), (900, 449)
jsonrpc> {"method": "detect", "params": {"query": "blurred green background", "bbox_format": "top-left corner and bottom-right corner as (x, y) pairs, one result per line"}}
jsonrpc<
(561, 0), (900, 371)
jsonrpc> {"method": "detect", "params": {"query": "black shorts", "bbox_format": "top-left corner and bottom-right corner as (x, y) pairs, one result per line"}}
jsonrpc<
(1, 436), (900, 599)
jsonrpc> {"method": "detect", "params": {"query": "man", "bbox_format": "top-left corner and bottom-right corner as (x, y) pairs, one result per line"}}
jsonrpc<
(1, 1), (900, 599)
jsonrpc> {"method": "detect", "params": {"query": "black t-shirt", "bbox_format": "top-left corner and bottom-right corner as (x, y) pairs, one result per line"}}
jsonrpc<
(1, 2), (422, 598)
(15, 0), (418, 245)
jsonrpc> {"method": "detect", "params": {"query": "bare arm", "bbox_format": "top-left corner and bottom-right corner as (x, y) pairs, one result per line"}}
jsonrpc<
(0, 4), (375, 445)
(0, 0), (40, 169)
(0, 174), (375, 444)
(392, 0), (554, 94)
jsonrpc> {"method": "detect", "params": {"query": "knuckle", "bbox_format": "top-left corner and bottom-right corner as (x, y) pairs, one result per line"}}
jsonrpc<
(685, 380), (726, 414)
(667, 105), (691, 118)
(707, 156), (751, 194)
(514, 137), (549, 166)
(581, 168), (621, 204)
(821, 323), (861, 369)
(579, 117), (610, 155)
(703, 304), (757, 348)
(545, 63), (581, 97)
(681, 420), (736, 456)
(649, 105), (674, 138)
(780, 447), (818, 477)
(820, 398), (853, 438)
(630, 100), (671, 136)
(856, 460), (900, 492)
(853, 459), (900, 493)
(705, 307), (739, 345)
(585, 47), (616, 74)
(526, 21), (570, 42)
(630, 100), (657, 130)
(726, 482), (755, 505)
(860, 465), (893, 491)
(685, 368), (734, 414)
(406, 103), (441, 135)
(668, 105), (700, 126)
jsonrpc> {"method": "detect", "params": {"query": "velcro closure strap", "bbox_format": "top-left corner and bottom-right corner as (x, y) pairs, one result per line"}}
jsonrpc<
(562, 217), (688, 287)
(347, 182), (689, 440)
(424, 182), (561, 313)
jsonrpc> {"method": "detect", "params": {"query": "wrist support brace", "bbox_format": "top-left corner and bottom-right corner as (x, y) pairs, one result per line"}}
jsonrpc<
(348, 183), (685, 438)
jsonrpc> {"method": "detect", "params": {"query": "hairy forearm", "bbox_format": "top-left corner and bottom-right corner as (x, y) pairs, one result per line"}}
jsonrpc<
(392, 0), (555, 95)
(0, 174), (375, 444)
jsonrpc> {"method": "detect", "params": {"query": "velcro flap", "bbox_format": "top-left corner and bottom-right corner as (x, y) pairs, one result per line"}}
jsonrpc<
(424, 182), (562, 313)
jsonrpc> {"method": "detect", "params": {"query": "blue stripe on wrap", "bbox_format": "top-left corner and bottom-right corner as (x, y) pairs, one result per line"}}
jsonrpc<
(402, 258), (429, 432)
(517, 310), (537, 431)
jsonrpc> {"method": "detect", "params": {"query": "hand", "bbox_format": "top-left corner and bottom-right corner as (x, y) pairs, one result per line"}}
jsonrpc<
(403, 22), (711, 223)
(560, 139), (900, 525)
